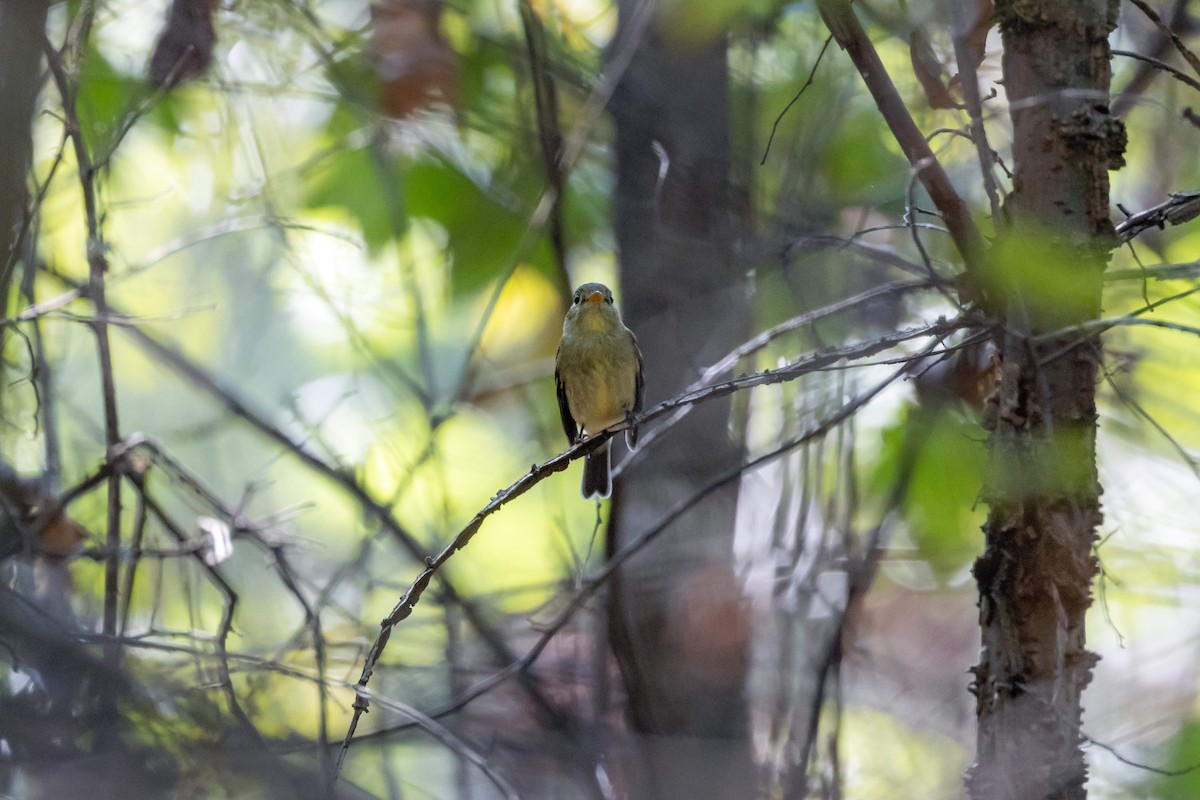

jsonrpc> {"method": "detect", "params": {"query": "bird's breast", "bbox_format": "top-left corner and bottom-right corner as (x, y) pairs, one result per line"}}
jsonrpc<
(559, 331), (639, 435)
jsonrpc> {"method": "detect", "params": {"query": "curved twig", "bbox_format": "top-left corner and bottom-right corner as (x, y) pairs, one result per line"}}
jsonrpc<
(816, 0), (989, 299)
(332, 324), (960, 773)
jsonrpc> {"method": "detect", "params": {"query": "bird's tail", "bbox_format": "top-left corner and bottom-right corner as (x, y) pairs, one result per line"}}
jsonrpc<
(582, 440), (611, 499)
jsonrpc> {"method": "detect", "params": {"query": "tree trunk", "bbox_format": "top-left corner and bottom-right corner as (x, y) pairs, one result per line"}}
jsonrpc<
(607, 3), (753, 797)
(0, 0), (49, 372)
(968, 2), (1124, 799)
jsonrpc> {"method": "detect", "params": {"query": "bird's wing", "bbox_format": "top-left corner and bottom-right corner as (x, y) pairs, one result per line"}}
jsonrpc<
(554, 349), (578, 444)
(631, 332), (645, 413)
(628, 332), (645, 450)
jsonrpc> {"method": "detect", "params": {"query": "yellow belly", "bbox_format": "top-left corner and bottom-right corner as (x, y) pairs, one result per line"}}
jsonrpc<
(560, 333), (639, 436)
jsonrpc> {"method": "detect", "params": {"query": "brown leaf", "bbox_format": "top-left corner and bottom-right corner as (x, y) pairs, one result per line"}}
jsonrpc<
(369, 0), (458, 118)
(36, 510), (87, 559)
(0, 464), (87, 560)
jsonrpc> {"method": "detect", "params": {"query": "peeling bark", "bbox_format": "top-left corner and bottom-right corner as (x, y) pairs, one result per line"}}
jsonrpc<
(968, 2), (1124, 799)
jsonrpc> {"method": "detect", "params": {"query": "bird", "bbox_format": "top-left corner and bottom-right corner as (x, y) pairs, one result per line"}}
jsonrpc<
(554, 282), (644, 498)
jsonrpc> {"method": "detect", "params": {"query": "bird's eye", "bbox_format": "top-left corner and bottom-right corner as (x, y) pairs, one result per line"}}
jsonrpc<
(573, 293), (580, 304)
(605, 296), (613, 304)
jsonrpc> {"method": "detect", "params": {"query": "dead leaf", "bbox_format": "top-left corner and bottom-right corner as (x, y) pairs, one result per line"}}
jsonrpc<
(36, 509), (87, 559)
(0, 465), (88, 560)
(369, 0), (458, 118)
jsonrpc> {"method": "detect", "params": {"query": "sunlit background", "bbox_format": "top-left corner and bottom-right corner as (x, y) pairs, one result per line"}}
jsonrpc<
(3, 0), (1200, 798)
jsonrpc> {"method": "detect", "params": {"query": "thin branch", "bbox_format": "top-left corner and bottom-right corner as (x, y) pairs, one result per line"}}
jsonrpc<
(905, 168), (964, 313)
(137, 488), (261, 739)
(1113, 0), (1190, 117)
(518, 0), (571, 296)
(781, 233), (948, 279)
(1102, 367), (1200, 481)
(623, 315), (970, 467)
(354, 687), (521, 800)
(1036, 283), (1200, 365)
(1084, 731), (1200, 777)
(344, 360), (918, 754)
(699, 279), (935, 383)
(19, 252), (61, 488)
(1115, 190), (1200, 242)
(816, 0), (989, 298)
(951, 0), (1005, 225)
(1112, 49), (1200, 95)
(1104, 260), (1200, 282)
(3, 129), (67, 286)
(1127, 0), (1200, 80)
(41, 38), (125, 679)
(126, 214), (364, 277)
(117, 478), (149, 638)
(1056, 315), (1200, 340)
(333, 327), (952, 770)
(761, 35), (834, 165)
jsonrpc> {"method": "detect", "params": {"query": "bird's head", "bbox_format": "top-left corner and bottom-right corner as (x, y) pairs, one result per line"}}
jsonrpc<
(565, 282), (620, 330)
(572, 282), (612, 307)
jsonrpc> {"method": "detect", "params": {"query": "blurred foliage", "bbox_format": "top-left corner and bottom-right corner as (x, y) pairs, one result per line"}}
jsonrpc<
(869, 408), (987, 581)
(1, 0), (1200, 798)
(1145, 718), (1200, 799)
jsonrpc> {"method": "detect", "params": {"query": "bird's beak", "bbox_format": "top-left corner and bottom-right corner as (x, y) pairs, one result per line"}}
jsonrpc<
(586, 291), (604, 304)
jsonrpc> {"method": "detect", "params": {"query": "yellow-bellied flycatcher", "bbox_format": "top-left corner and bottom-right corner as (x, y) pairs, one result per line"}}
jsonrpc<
(554, 282), (644, 498)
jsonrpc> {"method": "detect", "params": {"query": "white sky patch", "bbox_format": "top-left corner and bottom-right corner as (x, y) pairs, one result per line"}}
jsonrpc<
(278, 222), (380, 346)
(93, 0), (170, 76)
(290, 372), (390, 464)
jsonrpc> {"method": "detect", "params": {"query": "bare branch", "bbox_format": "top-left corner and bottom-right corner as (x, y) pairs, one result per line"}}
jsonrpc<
(1127, 0), (1200, 80)
(952, 0), (1005, 225)
(816, 0), (989, 299)
(625, 315), (970, 465)
(343, 355), (923, 758)
(1113, 0), (1190, 117)
(332, 321), (959, 772)
(761, 35), (834, 165)
(1113, 49), (1200, 95)
(354, 687), (521, 800)
(518, 0), (571, 297)
(40, 38), (125, 680)
(1115, 190), (1200, 242)
(1104, 260), (1200, 282)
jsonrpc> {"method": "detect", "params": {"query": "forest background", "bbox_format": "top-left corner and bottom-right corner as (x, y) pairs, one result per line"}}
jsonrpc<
(2, 0), (1200, 799)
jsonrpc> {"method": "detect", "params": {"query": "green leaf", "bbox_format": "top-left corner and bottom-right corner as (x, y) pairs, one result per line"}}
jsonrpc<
(1145, 719), (1200, 799)
(405, 158), (546, 296)
(827, 109), (908, 204)
(871, 408), (987, 580)
(75, 47), (184, 154)
(305, 146), (404, 253)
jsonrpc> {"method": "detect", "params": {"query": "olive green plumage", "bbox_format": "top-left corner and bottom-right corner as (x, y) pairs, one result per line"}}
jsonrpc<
(554, 282), (644, 498)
